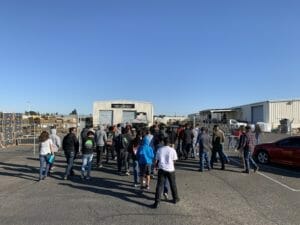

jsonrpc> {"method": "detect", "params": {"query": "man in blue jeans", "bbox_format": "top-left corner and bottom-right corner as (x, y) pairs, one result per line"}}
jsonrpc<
(81, 131), (95, 180)
(62, 127), (79, 180)
(198, 127), (211, 172)
(237, 126), (259, 174)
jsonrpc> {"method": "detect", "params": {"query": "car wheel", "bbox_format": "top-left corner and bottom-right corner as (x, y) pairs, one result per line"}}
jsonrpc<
(257, 150), (269, 164)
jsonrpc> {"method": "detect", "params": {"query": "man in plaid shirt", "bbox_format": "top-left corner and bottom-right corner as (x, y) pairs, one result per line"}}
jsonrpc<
(237, 126), (259, 174)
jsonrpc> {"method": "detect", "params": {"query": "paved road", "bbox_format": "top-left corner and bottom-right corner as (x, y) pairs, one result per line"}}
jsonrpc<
(0, 144), (299, 225)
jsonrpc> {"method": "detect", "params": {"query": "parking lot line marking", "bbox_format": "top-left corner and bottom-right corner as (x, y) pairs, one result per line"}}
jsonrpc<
(229, 158), (300, 192)
(257, 172), (300, 192)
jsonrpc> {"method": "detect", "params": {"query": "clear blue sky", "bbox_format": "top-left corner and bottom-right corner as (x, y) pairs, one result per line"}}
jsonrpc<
(0, 0), (299, 116)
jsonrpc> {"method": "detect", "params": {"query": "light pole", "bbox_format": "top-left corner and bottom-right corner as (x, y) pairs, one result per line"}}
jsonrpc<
(33, 121), (36, 157)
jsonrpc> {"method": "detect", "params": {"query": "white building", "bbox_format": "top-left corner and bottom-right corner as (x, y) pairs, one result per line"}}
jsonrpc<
(93, 100), (154, 126)
(198, 99), (300, 130)
(236, 99), (300, 129)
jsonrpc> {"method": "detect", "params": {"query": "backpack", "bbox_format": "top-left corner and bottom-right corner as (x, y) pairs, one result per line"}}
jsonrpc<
(106, 132), (114, 146)
(116, 134), (129, 150)
(84, 138), (93, 149)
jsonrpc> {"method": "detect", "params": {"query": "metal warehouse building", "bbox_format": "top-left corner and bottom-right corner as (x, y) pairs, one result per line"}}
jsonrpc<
(93, 100), (154, 126)
(236, 99), (300, 129)
(198, 99), (300, 130)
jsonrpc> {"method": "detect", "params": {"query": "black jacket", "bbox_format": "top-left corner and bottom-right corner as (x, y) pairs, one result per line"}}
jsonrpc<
(62, 133), (79, 153)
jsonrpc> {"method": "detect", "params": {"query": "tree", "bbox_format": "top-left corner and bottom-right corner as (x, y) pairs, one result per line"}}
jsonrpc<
(25, 111), (38, 115)
(70, 109), (78, 115)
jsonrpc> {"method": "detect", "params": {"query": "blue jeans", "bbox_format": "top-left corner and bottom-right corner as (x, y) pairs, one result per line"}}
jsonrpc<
(199, 150), (210, 171)
(133, 160), (139, 184)
(65, 151), (75, 177)
(244, 149), (258, 172)
(255, 133), (260, 145)
(39, 155), (50, 179)
(81, 154), (93, 178)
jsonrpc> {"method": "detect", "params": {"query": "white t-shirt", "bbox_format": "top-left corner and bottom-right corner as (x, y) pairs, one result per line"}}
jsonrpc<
(40, 139), (53, 155)
(156, 146), (178, 172)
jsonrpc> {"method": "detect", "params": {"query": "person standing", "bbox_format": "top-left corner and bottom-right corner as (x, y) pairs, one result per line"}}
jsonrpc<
(62, 127), (79, 180)
(198, 127), (211, 172)
(182, 124), (193, 160)
(94, 125), (107, 168)
(137, 136), (154, 190)
(237, 126), (259, 174)
(81, 131), (96, 180)
(192, 124), (200, 158)
(38, 131), (54, 181)
(105, 126), (116, 163)
(115, 128), (131, 175)
(254, 124), (262, 145)
(129, 131), (142, 187)
(48, 127), (61, 175)
(210, 125), (226, 170)
(153, 136), (180, 208)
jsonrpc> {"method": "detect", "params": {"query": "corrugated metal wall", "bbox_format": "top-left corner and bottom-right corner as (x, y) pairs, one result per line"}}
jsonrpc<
(269, 100), (300, 129)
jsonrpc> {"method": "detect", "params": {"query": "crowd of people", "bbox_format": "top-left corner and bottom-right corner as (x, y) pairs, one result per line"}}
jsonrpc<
(37, 122), (261, 208)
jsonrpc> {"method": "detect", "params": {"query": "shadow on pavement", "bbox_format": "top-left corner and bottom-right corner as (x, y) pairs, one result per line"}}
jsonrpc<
(0, 161), (39, 181)
(228, 156), (300, 178)
(58, 176), (154, 208)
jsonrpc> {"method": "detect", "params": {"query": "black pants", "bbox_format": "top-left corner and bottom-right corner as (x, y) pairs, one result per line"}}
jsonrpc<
(154, 169), (179, 203)
(183, 143), (191, 159)
(117, 150), (129, 173)
(210, 150), (225, 169)
(105, 145), (115, 162)
(96, 146), (105, 166)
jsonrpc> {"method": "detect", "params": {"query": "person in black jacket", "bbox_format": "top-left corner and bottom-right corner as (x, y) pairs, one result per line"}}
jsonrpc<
(63, 127), (79, 180)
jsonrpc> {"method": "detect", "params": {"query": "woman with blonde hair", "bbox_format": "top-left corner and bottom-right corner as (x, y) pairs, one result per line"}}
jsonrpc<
(38, 131), (53, 181)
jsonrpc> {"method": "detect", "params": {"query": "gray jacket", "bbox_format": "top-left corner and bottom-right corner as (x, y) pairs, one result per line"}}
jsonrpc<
(95, 126), (107, 147)
(50, 128), (61, 148)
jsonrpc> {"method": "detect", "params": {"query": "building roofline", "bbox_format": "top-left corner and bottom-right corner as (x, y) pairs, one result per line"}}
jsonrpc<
(199, 108), (237, 113)
(93, 99), (153, 105)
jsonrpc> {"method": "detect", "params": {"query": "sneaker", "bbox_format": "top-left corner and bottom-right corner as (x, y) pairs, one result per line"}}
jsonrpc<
(63, 176), (68, 180)
(163, 193), (168, 200)
(254, 167), (259, 173)
(242, 170), (250, 174)
(134, 183), (140, 187)
(146, 185), (150, 190)
(125, 171), (130, 176)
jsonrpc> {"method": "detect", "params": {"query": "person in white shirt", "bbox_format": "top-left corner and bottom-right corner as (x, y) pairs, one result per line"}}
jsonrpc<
(153, 136), (180, 208)
(38, 131), (54, 181)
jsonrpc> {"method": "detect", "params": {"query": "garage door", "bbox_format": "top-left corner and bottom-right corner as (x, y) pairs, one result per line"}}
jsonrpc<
(99, 110), (113, 126)
(251, 105), (264, 123)
(122, 111), (136, 123)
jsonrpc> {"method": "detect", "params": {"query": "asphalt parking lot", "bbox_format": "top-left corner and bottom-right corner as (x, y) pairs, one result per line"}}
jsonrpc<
(0, 134), (299, 225)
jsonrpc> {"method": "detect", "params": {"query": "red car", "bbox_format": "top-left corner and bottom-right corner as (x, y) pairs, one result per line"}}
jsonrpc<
(253, 136), (300, 167)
